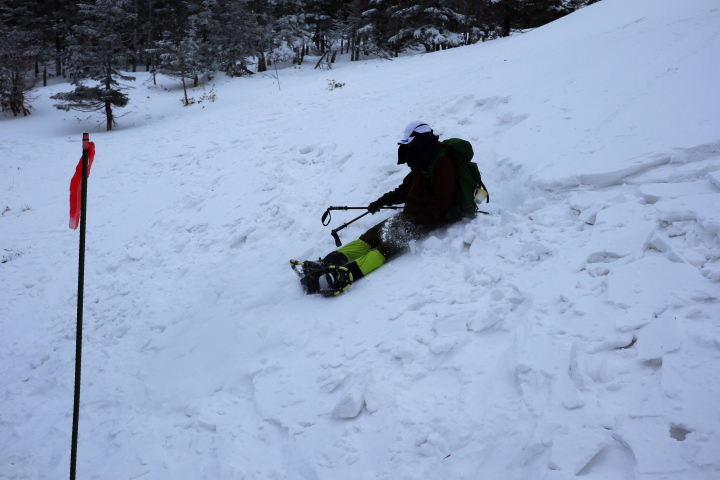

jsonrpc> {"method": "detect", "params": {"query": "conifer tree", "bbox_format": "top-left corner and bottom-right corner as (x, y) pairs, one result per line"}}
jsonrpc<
(153, 0), (213, 103)
(0, 0), (64, 114)
(51, 0), (136, 130)
(202, 0), (260, 76)
(3, 0), (601, 122)
(386, 0), (467, 52)
(417, 0), (467, 51)
(0, 27), (37, 116)
(271, 0), (313, 64)
(353, 0), (397, 58)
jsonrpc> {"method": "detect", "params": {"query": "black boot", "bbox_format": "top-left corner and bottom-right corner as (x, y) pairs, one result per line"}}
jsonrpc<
(345, 261), (364, 282)
(322, 265), (353, 295)
(290, 258), (353, 296)
(291, 259), (326, 295)
(324, 251), (364, 285)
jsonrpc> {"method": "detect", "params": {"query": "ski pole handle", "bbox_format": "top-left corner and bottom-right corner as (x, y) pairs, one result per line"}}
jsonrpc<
(331, 231), (342, 247)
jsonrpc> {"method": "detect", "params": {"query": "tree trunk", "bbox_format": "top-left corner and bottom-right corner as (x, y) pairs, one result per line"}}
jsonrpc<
(500, 3), (512, 37)
(105, 70), (113, 130)
(55, 37), (62, 76)
(181, 77), (189, 106)
(106, 101), (113, 131)
(314, 25), (321, 51)
(131, 0), (138, 72)
(9, 71), (31, 116)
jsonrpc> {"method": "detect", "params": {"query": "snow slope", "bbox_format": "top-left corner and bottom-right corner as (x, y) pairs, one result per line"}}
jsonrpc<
(2, 0), (720, 478)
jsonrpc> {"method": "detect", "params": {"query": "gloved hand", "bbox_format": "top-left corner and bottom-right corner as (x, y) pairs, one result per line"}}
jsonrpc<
(367, 200), (384, 214)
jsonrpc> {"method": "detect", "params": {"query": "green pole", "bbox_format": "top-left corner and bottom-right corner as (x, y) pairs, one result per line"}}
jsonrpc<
(70, 132), (89, 480)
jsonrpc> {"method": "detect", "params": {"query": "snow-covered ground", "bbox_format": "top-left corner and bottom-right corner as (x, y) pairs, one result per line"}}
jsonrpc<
(2, 0), (720, 478)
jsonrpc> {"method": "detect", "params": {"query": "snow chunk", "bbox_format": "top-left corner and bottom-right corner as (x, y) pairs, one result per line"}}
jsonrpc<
(537, 153), (671, 190)
(548, 426), (612, 474)
(519, 196), (548, 215)
(638, 180), (718, 204)
(654, 193), (720, 234)
(708, 170), (720, 190)
(570, 190), (623, 225)
(587, 202), (657, 258)
(429, 316), (468, 354)
(635, 310), (683, 361)
(607, 256), (715, 331)
(331, 390), (365, 420)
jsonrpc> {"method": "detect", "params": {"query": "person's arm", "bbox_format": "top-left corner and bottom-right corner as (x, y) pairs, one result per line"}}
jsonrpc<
(368, 173), (412, 211)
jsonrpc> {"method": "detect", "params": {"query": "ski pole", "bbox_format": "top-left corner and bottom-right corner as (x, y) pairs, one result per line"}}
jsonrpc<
(330, 211), (371, 247)
(321, 205), (402, 226)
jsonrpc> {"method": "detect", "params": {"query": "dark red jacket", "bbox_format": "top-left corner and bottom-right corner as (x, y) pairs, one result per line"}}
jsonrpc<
(377, 154), (457, 225)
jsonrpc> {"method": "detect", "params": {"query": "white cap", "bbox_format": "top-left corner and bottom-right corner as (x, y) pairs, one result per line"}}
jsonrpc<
(398, 121), (432, 144)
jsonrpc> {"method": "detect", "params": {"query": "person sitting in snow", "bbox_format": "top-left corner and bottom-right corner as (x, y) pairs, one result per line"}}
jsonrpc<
(293, 121), (462, 296)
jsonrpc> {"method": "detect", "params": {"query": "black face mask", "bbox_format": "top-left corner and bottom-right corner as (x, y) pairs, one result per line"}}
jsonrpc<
(404, 132), (439, 170)
(397, 144), (409, 165)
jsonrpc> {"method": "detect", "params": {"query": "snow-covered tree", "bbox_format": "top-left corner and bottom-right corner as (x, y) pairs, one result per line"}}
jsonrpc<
(415, 1), (467, 51)
(0, 0), (66, 114)
(354, 0), (399, 58)
(152, 0), (212, 104)
(305, 0), (347, 53)
(270, 0), (314, 64)
(489, 0), (598, 37)
(386, 0), (467, 53)
(51, 0), (136, 130)
(4, 0), (602, 122)
(0, 27), (38, 116)
(201, 0), (261, 76)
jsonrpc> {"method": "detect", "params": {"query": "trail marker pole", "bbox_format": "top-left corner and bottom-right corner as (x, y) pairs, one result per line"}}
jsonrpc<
(70, 132), (90, 480)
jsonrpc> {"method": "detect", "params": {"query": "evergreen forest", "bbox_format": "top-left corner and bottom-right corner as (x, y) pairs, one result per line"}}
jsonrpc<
(1, 0), (598, 129)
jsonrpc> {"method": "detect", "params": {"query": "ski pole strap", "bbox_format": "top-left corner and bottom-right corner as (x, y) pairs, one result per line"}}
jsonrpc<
(321, 207), (355, 226)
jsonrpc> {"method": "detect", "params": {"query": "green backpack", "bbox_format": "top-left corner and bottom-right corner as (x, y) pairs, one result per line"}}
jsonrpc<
(427, 138), (489, 222)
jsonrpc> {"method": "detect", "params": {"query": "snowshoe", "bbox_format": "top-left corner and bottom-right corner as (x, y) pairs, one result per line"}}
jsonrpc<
(290, 259), (353, 297)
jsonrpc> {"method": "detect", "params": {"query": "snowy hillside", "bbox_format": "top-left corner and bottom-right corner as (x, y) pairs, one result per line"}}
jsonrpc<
(2, 0), (720, 478)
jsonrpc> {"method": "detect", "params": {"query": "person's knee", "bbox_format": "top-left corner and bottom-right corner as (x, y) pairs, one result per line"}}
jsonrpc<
(360, 219), (389, 247)
(356, 250), (387, 276)
(323, 250), (348, 265)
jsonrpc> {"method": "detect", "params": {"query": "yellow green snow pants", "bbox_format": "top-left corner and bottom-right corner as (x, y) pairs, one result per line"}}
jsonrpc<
(325, 213), (446, 279)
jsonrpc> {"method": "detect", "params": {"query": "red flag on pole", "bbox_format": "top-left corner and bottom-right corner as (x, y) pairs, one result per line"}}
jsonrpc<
(69, 141), (95, 230)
